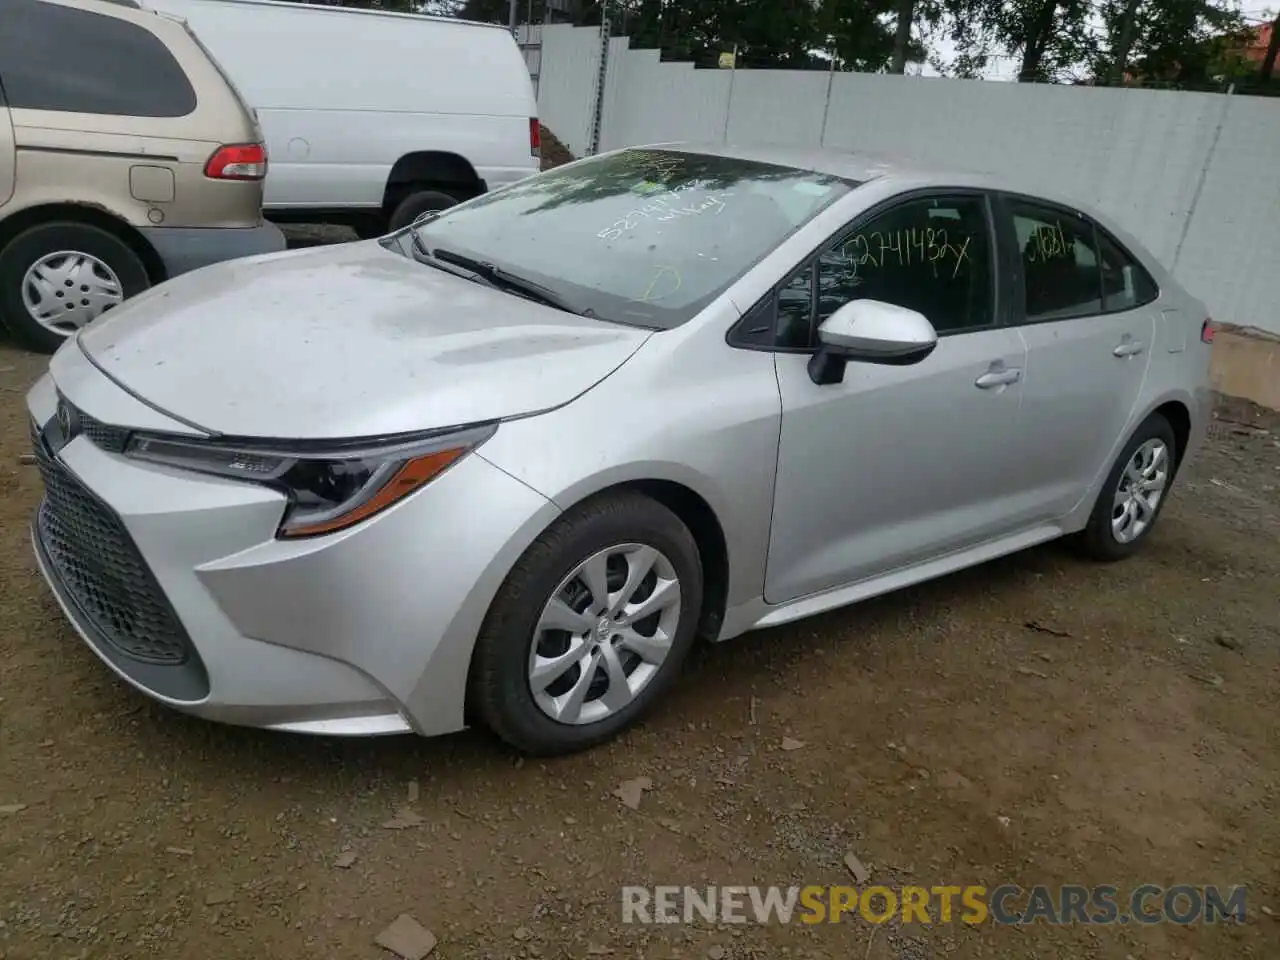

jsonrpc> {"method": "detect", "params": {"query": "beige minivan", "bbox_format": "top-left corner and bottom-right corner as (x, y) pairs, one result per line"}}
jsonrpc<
(0, 0), (285, 353)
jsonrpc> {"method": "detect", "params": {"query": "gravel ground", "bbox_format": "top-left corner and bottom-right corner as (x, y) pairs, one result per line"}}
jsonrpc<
(1, 333), (1278, 960)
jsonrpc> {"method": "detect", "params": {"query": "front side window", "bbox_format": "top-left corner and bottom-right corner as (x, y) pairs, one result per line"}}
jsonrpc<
(413, 148), (856, 329)
(753, 195), (996, 347)
(0, 0), (197, 117)
(1010, 200), (1104, 323)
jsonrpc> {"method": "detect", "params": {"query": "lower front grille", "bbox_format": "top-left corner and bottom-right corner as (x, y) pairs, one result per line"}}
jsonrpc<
(33, 427), (194, 665)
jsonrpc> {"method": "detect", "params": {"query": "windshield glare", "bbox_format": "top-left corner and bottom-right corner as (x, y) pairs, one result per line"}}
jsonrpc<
(414, 148), (856, 329)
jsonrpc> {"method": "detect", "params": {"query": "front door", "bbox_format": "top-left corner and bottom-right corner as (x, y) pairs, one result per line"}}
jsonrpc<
(763, 192), (1030, 604)
(999, 197), (1158, 522)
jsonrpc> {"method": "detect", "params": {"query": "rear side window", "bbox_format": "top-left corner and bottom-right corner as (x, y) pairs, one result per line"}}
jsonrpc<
(0, 0), (197, 118)
(1009, 199), (1104, 323)
(1096, 229), (1159, 311)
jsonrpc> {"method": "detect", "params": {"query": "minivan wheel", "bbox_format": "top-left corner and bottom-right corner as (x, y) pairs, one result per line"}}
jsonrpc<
(0, 222), (149, 353)
(387, 190), (460, 233)
(1075, 413), (1177, 562)
(469, 492), (703, 756)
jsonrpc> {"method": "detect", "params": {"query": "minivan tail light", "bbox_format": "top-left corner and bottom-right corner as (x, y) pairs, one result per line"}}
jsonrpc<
(205, 143), (268, 181)
(530, 118), (541, 158)
(1201, 318), (1216, 344)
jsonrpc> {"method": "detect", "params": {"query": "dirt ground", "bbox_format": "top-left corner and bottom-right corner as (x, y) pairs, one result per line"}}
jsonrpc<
(1, 328), (1278, 960)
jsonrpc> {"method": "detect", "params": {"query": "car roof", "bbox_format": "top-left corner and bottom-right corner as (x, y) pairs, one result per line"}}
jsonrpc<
(640, 141), (951, 184)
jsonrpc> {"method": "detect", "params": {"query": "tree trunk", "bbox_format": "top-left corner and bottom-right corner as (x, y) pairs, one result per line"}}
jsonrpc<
(890, 0), (914, 73)
(1106, 0), (1141, 85)
(1261, 13), (1280, 81)
(1017, 0), (1059, 82)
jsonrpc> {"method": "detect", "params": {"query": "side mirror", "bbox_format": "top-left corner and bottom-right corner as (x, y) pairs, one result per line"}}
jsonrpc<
(807, 299), (938, 385)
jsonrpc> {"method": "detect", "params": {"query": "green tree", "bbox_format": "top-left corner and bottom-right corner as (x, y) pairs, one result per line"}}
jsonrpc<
(1092, 0), (1249, 86)
(944, 0), (1095, 82)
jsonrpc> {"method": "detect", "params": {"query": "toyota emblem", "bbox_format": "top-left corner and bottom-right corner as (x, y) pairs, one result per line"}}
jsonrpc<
(56, 399), (76, 439)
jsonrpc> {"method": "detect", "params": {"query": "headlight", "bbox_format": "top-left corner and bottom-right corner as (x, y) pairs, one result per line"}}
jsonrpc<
(124, 424), (496, 538)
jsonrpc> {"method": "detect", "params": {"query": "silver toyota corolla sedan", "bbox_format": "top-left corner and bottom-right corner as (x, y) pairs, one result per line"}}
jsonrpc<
(26, 144), (1213, 754)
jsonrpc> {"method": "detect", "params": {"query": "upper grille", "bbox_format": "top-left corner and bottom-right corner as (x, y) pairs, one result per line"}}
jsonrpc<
(78, 410), (130, 454)
(32, 424), (193, 665)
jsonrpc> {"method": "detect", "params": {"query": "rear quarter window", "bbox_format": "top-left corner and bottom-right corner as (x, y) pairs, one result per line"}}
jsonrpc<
(0, 0), (197, 118)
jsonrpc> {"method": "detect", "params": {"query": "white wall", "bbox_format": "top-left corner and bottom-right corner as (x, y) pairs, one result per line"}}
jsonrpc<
(533, 25), (1280, 334)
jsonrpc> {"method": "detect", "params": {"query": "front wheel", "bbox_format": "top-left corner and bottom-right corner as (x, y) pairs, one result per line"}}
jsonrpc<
(1075, 413), (1178, 561)
(469, 492), (703, 756)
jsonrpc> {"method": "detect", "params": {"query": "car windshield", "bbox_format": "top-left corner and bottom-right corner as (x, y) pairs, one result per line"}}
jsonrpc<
(411, 148), (857, 329)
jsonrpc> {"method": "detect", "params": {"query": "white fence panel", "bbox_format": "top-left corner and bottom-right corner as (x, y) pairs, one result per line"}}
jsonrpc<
(1172, 95), (1280, 333)
(725, 69), (831, 147)
(535, 25), (602, 157)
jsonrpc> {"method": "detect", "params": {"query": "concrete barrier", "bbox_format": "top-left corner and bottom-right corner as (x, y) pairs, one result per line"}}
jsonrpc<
(1211, 326), (1280, 412)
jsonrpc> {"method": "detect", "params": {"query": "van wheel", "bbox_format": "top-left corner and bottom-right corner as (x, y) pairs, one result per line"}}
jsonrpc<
(387, 190), (460, 233)
(0, 222), (150, 354)
(351, 214), (389, 241)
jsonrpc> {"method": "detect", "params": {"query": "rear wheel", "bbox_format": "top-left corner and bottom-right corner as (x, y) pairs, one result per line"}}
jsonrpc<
(0, 221), (149, 353)
(387, 189), (461, 233)
(1075, 413), (1177, 561)
(469, 492), (703, 756)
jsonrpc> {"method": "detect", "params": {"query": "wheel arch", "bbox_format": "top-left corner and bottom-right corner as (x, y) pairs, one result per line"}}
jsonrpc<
(0, 202), (166, 284)
(1150, 399), (1192, 473)
(571, 478), (731, 643)
(1063, 391), (1198, 533)
(382, 151), (485, 212)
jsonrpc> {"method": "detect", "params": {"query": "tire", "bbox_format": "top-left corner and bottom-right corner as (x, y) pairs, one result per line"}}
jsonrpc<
(0, 221), (150, 354)
(351, 214), (389, 241)
(387, 189), (461, 233)
(1074, 413), (1178, 562)
(469, 492), (704, 756)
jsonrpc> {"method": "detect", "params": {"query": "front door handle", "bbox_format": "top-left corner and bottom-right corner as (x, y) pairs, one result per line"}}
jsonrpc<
(1113, 339), (1145, 357)
(975, 368), (1022, 389)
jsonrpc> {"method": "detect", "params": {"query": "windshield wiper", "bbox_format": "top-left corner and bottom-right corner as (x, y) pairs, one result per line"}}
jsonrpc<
(429, 247), (582, 316)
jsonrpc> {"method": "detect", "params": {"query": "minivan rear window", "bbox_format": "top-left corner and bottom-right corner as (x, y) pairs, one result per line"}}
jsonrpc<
(0, 0), (197, 118)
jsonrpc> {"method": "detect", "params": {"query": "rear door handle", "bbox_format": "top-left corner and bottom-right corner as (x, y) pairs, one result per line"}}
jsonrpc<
(975, 368), (1022, 389)
(1113, 340), (1145, 357)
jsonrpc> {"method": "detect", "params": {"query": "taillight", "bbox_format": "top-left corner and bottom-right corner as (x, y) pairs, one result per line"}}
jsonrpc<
(1201, 318), (1216, 344)
(205, 143), (268, 181)
(530, 118), (541, 158)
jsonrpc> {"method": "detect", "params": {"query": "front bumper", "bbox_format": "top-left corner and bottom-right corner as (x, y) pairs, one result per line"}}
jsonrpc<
(25, 362), (559, 737)
(139, 221), (287, 280)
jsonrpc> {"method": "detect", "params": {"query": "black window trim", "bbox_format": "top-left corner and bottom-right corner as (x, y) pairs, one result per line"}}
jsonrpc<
(728, 186), (1006, 353)
(1094, 220), (1162, 313)
(995, 190), (1160, 328)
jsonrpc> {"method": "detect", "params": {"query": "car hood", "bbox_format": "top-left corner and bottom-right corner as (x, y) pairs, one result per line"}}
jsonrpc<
(76, 241), (652, 440)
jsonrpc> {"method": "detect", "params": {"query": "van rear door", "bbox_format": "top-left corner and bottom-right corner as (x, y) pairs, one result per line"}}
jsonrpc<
(0, 84), (15, 209)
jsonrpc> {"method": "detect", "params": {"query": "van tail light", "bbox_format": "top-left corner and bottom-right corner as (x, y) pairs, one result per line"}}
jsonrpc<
(205, 143), (268, 181)
(530, 118), (541, 158)
(1201, 318), (1216, 344)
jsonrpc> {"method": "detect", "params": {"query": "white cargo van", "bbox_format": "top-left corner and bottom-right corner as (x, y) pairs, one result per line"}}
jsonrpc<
(141, 0), (541, 237)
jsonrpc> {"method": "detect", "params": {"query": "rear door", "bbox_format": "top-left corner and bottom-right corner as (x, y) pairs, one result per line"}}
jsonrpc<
(997, 194), (1158, 522)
